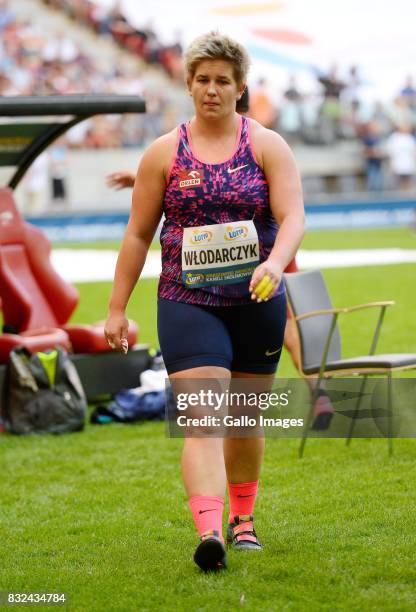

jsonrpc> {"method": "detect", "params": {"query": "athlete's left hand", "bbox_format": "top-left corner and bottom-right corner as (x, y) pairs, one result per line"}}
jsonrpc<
(249, 260), (283, 302)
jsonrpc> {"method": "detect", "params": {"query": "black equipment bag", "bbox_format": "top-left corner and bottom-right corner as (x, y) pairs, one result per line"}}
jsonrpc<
(2, 346), (87, 435)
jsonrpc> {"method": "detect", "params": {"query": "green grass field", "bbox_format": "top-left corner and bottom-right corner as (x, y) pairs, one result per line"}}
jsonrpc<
(56, 226), (416, 252)
(2, 227), (416, 611)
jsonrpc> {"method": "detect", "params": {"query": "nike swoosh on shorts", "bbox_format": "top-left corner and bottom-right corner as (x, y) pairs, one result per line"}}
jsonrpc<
(265, 347), (282, 357)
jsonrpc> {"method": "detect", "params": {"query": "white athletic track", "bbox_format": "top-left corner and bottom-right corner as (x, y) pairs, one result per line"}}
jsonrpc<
(51, 249), (416, 283)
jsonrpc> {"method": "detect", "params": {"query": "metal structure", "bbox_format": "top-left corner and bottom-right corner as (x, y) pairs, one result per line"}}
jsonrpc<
(0, 95), (146, 188)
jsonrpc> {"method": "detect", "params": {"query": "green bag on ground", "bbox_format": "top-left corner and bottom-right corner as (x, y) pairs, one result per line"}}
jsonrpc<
(2, 346), (87, 435)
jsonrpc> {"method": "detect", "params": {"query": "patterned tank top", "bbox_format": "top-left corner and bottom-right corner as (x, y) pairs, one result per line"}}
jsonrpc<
(158, 115), (283, 306)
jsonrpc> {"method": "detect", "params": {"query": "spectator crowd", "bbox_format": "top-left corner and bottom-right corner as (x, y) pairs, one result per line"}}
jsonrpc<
(0, 0), (181, 149)
(247, 68), (416, 192)
(1, 0), (416, 193)
(41, 0), (183, 82)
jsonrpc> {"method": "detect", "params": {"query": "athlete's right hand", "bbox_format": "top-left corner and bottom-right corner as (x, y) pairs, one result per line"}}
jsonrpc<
(106, 171), (135, 190)
(104, 311), (129, 353)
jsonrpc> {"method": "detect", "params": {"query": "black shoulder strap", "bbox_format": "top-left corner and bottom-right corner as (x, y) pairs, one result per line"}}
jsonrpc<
(56, 347), (86, 401)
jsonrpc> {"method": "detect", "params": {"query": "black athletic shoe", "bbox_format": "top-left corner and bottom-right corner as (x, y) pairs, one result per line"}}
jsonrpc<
(193, 530), (227, 572)
(311, 410), (333, 431)
(226, 515), (262, 551)
(311, 390), (334, 431)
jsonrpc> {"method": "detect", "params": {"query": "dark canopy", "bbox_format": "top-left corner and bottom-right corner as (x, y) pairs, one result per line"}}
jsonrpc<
(0, 95), (146, 188)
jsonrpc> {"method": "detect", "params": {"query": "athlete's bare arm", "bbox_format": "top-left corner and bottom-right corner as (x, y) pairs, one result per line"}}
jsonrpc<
(249, 120), (305, 298)
(105, 129), (177, 349)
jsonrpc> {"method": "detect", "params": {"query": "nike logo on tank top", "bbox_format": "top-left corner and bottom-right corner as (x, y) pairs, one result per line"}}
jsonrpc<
(158, 115), (282, 306)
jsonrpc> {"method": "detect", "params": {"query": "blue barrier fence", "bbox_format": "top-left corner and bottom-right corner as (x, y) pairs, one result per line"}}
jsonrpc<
(27, 198), (416, 243)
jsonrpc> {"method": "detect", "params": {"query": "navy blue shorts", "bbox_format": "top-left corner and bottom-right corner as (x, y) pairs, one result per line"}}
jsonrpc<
(157, 293), (287, 375)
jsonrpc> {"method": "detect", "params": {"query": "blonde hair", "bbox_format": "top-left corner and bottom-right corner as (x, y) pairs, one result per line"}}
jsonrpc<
(184, 31), (250, 86)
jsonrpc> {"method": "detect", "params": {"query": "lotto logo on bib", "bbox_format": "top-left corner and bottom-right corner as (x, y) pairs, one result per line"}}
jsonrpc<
(185, 272), (205, 285)
(178, 169), (205, 189)
(224, 225), (248, 240)
(189, 229), (213, 245)
(182, 220), (260, 288)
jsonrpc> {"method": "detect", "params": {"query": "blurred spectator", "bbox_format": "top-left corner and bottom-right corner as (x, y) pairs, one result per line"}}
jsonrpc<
(49, 141), (69, 207)
(250, 78), (277, 128)
(89, 2), (114, 36)
(66, 120), (91, 148)
(283, 75), (301, 102)
(42, 31), (78, 63)
(385, 125), (416, 191)
(108, 3), (147, 58)
(362, 121), (385, 191)
(142, 92), (165, 143)
(297, 93), (321, 144)
(388, 96), (415, 133)
(340, 99), (364, 140)
(341, 65), (362, 109)
(21, 152), (49, 214)
(278, 76), (302, 142)
(0, 72), (19, 95)
(400, 75), (416, 110)
(316, 64), (345, 142)
(317, 64), (346, 100)
(84, 116), (120, 148)
(372, 102), (393, 137)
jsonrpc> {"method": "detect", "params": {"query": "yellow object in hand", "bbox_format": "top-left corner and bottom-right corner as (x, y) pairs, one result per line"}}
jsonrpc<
(254, 274), (271, 294)
(258, 284), (273, 300)
(254, 274), (273, 299)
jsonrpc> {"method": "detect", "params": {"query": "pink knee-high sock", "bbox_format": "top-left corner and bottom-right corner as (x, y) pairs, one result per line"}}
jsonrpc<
(189, 496), (224, 542)
(228, 481), (259, 523)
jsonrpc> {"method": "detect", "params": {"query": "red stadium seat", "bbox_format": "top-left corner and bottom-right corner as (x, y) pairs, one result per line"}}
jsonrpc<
(0, 188), (138, 363)
(0, 328), (72, 365)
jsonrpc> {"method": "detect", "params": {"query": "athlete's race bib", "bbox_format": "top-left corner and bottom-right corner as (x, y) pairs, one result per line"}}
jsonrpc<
(182, 220), (259, 288)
